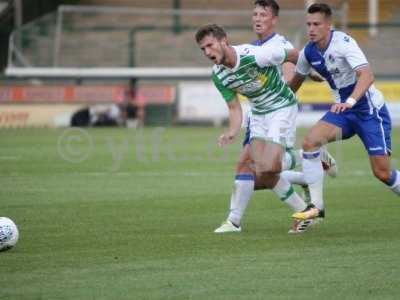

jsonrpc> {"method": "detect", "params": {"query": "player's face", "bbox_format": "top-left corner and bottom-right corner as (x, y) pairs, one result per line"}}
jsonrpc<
(198, 34), (226, 65)
(306, 13), (332, 45)
(252, 5), (277, 37)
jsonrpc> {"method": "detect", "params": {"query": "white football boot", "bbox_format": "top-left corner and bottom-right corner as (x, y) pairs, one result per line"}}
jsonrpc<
(214, 220), (241, 233)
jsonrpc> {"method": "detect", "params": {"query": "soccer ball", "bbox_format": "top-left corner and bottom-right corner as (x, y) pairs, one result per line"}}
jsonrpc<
(0, 217), (19, 252)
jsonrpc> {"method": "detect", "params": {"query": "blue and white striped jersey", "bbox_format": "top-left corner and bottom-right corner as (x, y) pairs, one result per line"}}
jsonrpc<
(296, 30), (384, 112)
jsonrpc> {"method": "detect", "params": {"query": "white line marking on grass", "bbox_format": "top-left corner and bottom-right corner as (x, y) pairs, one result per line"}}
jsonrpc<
(83, 171), (232, 177)
(0, 156), (20, 161)
(350, 170), (369, 176)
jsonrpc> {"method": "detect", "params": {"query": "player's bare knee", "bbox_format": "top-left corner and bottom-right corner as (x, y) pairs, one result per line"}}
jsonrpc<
(236, 149), (253, 173)
(236, 160), (254, 174)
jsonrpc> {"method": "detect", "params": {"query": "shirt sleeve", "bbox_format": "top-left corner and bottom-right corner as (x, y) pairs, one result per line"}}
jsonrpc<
(280, 36), (294, 50)
(212, 72), (236, 103)
(295, 49), (311, 75)
(254, 43), (287, 67)
(341, 34), (369, 70)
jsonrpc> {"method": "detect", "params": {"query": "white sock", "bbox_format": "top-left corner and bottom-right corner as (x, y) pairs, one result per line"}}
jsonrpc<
(303, 150), (325, 210)
(280, 170), (307, 186)
(281, 149), (302, 171)
(228, 174), (255, 226)
(272, 176), (307, 212)
(387, 170), (400, 196)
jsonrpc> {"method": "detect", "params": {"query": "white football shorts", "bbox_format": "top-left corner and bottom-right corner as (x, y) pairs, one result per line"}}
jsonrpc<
(249, 104), (297, 148)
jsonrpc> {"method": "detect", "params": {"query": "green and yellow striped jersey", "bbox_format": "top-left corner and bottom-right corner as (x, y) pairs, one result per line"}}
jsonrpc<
(212, 43), (297, 115)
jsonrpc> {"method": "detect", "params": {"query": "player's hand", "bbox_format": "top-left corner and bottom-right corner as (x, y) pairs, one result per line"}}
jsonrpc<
(330, 103), (352, 114)
(308, 70), (325, 82)
(218, 132), (236, 147)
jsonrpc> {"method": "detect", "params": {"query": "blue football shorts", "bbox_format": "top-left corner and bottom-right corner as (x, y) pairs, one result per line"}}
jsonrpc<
(321, 104), (392, 156)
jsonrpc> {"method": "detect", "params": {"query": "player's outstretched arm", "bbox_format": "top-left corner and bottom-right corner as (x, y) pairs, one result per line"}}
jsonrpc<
(309, 70), (325, 82)
(282, 62), (295, 83)
(288, 72), (306, 93)
(285, 48), (299, 65)
(283, 54), (324, 84)
(218, 97), (242, 147)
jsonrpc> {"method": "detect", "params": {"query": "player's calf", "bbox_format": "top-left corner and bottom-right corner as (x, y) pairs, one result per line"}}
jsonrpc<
(372, 166), (392, 183)
(370, 156), (400, 196)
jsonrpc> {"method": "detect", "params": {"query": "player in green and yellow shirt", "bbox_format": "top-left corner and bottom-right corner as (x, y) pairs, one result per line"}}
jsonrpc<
(196, 23), (310, 226)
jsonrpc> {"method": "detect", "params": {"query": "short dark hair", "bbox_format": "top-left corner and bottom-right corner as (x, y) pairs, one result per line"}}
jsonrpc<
(254, 0), (280, 16)
(195, 24), (227, 43)
(307, 3), (332, 18)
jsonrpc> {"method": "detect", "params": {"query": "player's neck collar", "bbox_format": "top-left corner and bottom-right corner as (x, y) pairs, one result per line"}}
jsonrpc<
(253, 32), (276, 46)
(316, 30), (335, 54)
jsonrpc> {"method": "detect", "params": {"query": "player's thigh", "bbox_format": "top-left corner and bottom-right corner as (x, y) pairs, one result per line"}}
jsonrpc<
(236, 144), (254, 174)
(250, 139), (284, 173)
(303, 120), (342, 150)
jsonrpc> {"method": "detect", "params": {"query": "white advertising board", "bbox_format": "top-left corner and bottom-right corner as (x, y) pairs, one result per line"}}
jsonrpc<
(178, 81), (250, 126)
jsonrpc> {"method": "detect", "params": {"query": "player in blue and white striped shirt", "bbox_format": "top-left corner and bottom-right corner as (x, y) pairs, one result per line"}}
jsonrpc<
(289, 3), (400, 220)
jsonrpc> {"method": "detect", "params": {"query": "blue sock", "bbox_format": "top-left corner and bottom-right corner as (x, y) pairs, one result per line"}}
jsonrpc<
(386, 170), (398, 186)
(386, 170), (400, 196)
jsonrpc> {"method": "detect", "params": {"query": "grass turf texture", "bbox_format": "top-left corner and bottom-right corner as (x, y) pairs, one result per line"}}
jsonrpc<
(0, 127), (399, 299)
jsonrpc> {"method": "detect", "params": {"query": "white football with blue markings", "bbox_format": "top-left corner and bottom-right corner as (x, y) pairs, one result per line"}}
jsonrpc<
(0, 217), (19, 252)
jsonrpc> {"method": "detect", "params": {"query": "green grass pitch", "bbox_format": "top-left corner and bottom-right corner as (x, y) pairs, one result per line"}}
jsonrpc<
(1, 127), (399, 299)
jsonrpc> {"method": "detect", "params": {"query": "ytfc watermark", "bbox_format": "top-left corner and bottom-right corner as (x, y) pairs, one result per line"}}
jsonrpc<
(57, 127), (348, 173)
(57, 127), (93, 163)
(57, 127), (233, 172)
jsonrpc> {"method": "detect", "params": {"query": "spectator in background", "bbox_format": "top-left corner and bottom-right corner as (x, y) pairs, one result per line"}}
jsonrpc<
(70, 102), (141, 128)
